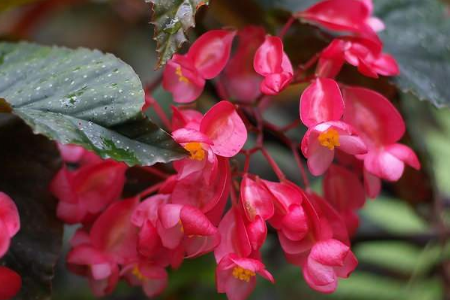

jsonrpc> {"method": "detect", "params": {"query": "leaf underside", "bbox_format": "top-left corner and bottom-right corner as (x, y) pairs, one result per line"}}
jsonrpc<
(149, 0), (209, 68)
(0, 42), (186, 166)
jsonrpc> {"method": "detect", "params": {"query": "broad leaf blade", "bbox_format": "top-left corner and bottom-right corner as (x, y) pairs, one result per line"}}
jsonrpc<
(375, 0), (450, 108)
(149, 0), (209, 67)
(0, 42), (186, 166)
(0, 115), (63, 300)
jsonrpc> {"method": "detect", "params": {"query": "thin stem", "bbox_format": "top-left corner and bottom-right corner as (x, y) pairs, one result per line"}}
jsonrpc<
(151, 99), (172, 131)
(261, 148), (286, 181)
(140, 166), (171, 179)
(139, 182), (164, 198)
(243, 154), (251, 173)
(144, 76), (163, 95)
(290, 143), (310, 189)
(278, 16), (295, 39)
(144, 76), (172, 131)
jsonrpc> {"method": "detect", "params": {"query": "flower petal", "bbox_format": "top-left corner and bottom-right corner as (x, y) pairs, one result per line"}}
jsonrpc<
(300, 78), (344, 127)
(200, 101), (247, 157)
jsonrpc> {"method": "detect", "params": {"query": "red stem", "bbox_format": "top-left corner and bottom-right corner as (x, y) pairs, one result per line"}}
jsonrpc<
(278, 16), (295, 39)
(139, 182), (164, 198)
(290, 143), (310, 189)
(261, 148), (286, 181)
(140, 166), (171, 179)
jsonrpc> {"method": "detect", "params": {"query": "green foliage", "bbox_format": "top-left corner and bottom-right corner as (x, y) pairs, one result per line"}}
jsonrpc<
(149, 0), (209, 67)
(376, 0), (450, 108)
(0, 115), (63, 300)
(0, 42), (186, 166)
(360, 196), (428, 234)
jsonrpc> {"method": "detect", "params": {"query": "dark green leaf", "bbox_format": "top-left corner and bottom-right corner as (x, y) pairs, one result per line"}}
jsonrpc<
(149, 0), (209, 67)
(374, 0), (450, 108)
(0, 42), (187, 166)
(0, 115), (63, 300)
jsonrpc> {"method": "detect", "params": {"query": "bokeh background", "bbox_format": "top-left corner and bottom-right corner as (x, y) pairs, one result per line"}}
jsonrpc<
(1, 0), (450, 299)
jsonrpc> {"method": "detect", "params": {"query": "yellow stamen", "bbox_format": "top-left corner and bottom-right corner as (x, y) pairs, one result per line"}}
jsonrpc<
(232, 266), (256, 282)
(318, 129), (340, 150)
(132, 265), (145, 281)
(184, 142), (206, 161)
(175, 66), (190, 83)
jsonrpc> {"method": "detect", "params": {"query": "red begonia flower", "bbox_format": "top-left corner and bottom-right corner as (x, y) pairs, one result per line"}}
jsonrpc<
(0, 193), (20, 258)
(216, 254), (274, 300)
(163, 30), (236, 103)
(0, 266), (21, 300)
(254, 36), (293, 95)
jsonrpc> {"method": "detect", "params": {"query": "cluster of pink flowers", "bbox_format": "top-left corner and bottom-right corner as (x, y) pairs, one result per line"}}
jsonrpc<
(50, 0), (421, 299)
(0, 193), (21, 300)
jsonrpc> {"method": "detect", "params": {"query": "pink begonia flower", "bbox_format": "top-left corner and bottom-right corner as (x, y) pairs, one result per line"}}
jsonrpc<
(121, 261), (168, 297)
(300, 78), (367, 176)
(172, 101), (247, 160)
(214, 207), (252, 263)
(67, 244), (119, 297)
(50, 160), (127, 224)
(316, 37), (399, 78)
(262, 181), (357, 293)
(131, 194), (178, 267)
(218, 26), (266, 102)
(171, 157), (231, 226)
(0, 192), (20, 258)
(170, 101), (245, 225)
(342, 87), (421, 183)
(90, 197), (140, 265)
(323, 165), (366, 236)
(171, 106), (203, 131)
(299, 77), (345, 127)
(254, 35), (293, 95)
(163, 30), (236, 103)
(157, 203), (220, 258)
(240, 175), (274, 222)
(216, 254), (274, 300)
(297, 0), (383, 39)
(0, 266), (22, 300)
(302, 239), (358, 293)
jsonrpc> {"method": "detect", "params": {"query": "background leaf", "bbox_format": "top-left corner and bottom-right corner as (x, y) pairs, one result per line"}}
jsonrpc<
(375, 0), (450, 108)
(0, 42), (186, 166)
(0, 115), (63, 300)
(149, 0), (209, 67)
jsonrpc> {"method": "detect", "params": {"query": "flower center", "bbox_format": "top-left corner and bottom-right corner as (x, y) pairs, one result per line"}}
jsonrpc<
(184, 142), (206, 161)
(132, 265), (145, 281)
(176, 66), (190, 83)
(318, 129), (340, 150)
(232, 266), (255, 282)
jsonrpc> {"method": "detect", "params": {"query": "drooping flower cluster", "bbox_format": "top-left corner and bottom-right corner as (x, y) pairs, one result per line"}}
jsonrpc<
(0, 192), (21, 300)
(50, 0), (422, 299)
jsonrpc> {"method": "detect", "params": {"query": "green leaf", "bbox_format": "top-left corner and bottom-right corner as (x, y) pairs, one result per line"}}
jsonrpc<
(375, 0), (450, 108)
(149, 0), (209, 67)
(0, 42), (187, 166)
(0, 115), (63, 300)
(0, 0), (43, 12)
(360, 196), (428, 234)
(355, 242), (441, 276)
